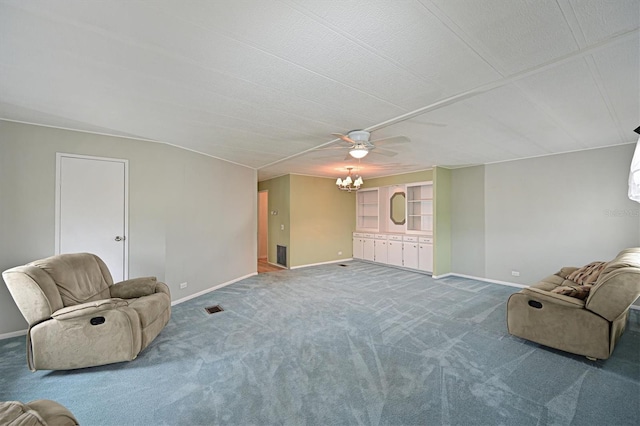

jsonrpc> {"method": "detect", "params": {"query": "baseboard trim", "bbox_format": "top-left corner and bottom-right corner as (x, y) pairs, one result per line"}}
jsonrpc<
(267, 261), (287, 269)
(0, 329), (27, 340)
(431, 273), (452, 279)
(171, 272), (257, 306)
(290, 258), (354, 270)
(443, 273), (528, 289)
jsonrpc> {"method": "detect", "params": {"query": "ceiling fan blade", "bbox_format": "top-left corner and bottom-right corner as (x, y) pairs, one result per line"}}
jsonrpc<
(369, 136), (410, 146)
(415, 121), (446, 128)
(369, 147), (398, 157)
(315, 145), (349, 151)
(332, 133), (356, 145)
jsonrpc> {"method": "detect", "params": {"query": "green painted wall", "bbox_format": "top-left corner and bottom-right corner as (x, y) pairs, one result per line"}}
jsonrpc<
(434, 167), (452, 276)
(258, 175), (290, 266)
(290, 175), (355, 267)
(259, 174), (355, 268)
(364, 169), (433, 188)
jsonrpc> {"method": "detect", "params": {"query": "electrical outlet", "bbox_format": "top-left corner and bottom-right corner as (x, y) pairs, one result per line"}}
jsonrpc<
(511, 271), (520, 277)
(280, 224), (285, 230)
(338, 251), (342, 255)
(179, 282), (188, 289)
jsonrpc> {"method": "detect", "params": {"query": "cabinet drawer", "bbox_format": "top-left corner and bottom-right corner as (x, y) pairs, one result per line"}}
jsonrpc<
(403, 236), (418, 242)
(419, 237), (433, 244)
(353, 233), (364, 237)
(388, 235), (403, 241)
(375, 234), (388, 240)
(363, 233), (375, 238)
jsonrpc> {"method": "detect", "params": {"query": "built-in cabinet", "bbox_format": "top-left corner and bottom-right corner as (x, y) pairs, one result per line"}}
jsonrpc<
(418, 237), (433, 272)
(353, 181), (434, 273)
(356, 189), (379, 232)
(374, 234), (388, 263)
(387, 235), (403, 267)
(406, 183), (433, 234)
(353, 232), (433, 273)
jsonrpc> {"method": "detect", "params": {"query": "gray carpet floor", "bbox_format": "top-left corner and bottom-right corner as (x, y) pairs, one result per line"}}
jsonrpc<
(0, 261), (639, 425)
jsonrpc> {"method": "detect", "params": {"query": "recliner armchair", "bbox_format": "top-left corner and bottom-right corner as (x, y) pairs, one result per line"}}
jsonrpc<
(2, 253), (171, 371)
(507, 248), (640, 360)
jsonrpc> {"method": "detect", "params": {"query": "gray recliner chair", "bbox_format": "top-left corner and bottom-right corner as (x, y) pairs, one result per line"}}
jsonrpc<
(2, 253), (171, 371)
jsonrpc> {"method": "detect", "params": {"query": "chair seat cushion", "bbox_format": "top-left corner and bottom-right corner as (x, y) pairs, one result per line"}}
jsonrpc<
(530, 273), (564, 291)
(550, 284), (591, 300)
(127, 293), (170, 328)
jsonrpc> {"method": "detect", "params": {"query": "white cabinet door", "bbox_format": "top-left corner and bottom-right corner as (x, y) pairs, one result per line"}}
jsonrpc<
(375, 240), (388, 264)
(403, 242), (419, 269)
(387, 240), (403, 266)
(418, 243), (433, 272)
(353, 237), (364, 259)
(363, 238), (375, 261)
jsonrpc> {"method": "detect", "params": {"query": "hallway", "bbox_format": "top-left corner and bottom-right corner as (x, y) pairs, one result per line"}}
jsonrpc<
(258, 258), (284, 273)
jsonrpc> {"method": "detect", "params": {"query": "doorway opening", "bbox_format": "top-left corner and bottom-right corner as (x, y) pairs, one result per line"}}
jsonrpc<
(257, 190), (270, 273)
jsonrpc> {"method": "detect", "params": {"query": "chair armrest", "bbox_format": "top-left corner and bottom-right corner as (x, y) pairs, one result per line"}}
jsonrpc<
(51, 299), (128, 321)
(586, 269), (640, 321)
(110, 277), (160, 299)
(521, 287), (585, 308)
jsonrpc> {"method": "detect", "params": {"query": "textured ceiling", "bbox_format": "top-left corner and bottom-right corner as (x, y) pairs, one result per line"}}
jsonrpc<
(0, 0), (638, 181)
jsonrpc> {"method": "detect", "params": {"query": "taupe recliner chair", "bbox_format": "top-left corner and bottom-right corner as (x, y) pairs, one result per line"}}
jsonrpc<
(0, 400), (79, 426)
(507, 248), (640, 360)
(2, 253), (171, 371)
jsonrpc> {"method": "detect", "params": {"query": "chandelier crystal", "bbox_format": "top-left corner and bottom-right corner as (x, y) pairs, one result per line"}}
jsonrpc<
(336, 167), (363, 192)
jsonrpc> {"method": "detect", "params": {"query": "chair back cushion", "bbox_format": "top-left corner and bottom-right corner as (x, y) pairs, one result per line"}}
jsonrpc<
(3, 265), (65, 325)
(585, 248), (640, 321)
(30, 253), (113, 307)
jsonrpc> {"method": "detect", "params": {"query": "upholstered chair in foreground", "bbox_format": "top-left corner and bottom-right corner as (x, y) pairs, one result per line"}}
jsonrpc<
(2, 253), (171, 371)
(0, 399), (79, 426)
(507, 248), (640, 360)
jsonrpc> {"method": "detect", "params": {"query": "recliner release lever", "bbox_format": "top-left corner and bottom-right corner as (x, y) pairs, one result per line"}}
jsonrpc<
(90, 316), (106, 325)
(528, 300), (543, 309)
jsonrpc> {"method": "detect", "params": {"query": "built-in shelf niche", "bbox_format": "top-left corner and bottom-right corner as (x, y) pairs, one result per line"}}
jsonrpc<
(355, 182), (433, 235)
(356, 188), (379, 231)
(406, 182), (433, 234)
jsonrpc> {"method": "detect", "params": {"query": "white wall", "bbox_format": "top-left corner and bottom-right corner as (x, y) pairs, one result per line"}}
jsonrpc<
(0, 120), (257, 335)
(452, 144), (639, 285)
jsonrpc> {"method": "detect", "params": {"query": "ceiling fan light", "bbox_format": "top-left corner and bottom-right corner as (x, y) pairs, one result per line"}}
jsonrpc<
(349, 148), (368, 159)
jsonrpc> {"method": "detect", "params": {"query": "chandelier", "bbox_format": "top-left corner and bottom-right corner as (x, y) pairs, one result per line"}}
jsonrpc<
(336, 167), (363, 192)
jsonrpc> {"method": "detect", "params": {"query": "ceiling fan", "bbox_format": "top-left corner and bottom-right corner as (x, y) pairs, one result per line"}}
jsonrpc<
(323, 130), (410, 160)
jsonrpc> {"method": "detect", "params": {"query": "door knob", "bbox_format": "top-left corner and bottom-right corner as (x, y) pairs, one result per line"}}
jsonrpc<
(115, 236), (126, 241)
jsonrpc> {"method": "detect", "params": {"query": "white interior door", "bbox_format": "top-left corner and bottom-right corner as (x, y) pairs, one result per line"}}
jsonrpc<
(56, 153), (128, 281)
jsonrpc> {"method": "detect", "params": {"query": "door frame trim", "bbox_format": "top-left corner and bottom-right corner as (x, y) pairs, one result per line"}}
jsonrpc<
(258, 189), (269, 261)
(55, 152), (129, 279)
